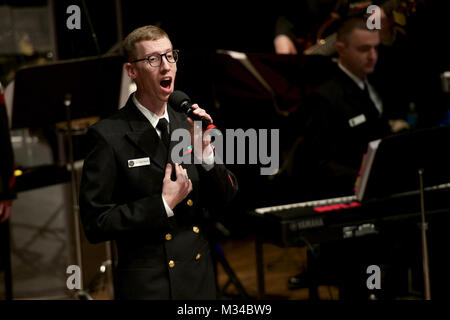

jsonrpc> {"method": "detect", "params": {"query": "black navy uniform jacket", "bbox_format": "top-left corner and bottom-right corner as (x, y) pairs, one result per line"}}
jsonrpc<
(301, 66), (392, 199)
(79, 96), (238, 299)
(0, 100), (15, 201)
(0, 92), (15, 272)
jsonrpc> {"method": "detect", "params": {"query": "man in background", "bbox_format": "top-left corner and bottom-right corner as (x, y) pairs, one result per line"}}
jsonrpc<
(300, 16), (408, 199)
(289, 16), (410, 299)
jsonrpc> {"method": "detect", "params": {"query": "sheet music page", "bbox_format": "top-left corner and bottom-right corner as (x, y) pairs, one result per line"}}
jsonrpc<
(354, 138), (381, 201)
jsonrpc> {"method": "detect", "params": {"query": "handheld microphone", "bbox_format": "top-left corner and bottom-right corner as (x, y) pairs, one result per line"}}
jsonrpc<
(169, 90), (216, 130)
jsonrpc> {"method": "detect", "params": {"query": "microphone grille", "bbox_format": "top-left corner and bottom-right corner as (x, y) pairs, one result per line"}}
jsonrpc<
(169, 90), (190, 112)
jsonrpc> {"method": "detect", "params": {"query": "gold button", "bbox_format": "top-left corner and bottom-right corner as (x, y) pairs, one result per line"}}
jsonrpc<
(186, 199), (194, 207)
(195, 253), (201, 261)
(165, 233), (172, 241)
(14, 169), (23, 177)
(193, 226), (199, 234)
(168, 260), (175, 268)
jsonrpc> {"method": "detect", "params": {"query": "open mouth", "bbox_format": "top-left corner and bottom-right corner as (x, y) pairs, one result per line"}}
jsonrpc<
(160, 78), (172, 89)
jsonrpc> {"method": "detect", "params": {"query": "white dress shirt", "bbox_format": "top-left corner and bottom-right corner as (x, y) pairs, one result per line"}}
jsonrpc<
(337, 62), (383, 115)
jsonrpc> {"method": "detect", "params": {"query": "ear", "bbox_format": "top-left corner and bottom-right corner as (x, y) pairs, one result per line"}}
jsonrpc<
(335, 41), (345, 56)
(125, 62), (136, 80)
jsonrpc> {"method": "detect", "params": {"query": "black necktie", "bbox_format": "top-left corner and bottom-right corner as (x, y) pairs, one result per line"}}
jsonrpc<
(156, 118), (170, 151)
(363, 80), (372, 101)
(363, 81), (380, 116)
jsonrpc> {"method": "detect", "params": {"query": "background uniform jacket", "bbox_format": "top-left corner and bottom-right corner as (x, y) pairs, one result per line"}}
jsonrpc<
(79, 96), (238, 299)
(298, 66), (392, 199)
(0, 100), (15, 201)
(0, 92), (15, 275)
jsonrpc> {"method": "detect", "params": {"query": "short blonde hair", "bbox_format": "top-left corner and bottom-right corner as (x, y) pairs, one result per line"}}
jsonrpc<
(123, 25), (169, 61)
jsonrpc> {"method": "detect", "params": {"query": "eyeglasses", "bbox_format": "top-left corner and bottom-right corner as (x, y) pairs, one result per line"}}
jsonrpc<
(131, 50), (179, 67)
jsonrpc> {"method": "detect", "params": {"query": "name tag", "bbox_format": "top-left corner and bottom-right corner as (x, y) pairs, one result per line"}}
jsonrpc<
(128, 157), (150, 168)
(348, 114), (366, 128)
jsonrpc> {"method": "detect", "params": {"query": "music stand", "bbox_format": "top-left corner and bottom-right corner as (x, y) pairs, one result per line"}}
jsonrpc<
(355, 124), (450, 300)
(11, 55), (124, 299)
(207, 51), (336, 299)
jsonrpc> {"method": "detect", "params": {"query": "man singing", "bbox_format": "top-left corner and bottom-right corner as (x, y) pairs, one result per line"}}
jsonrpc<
(79, 25), (238, 300)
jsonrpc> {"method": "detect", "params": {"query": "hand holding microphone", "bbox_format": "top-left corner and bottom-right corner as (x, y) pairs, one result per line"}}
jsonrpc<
(169, 90), (216, 163)
(168, 90), (216, 131)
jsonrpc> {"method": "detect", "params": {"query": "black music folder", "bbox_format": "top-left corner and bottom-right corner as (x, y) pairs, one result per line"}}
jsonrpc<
(354, 124), (450, 201)
(11, 55), (124, 129)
